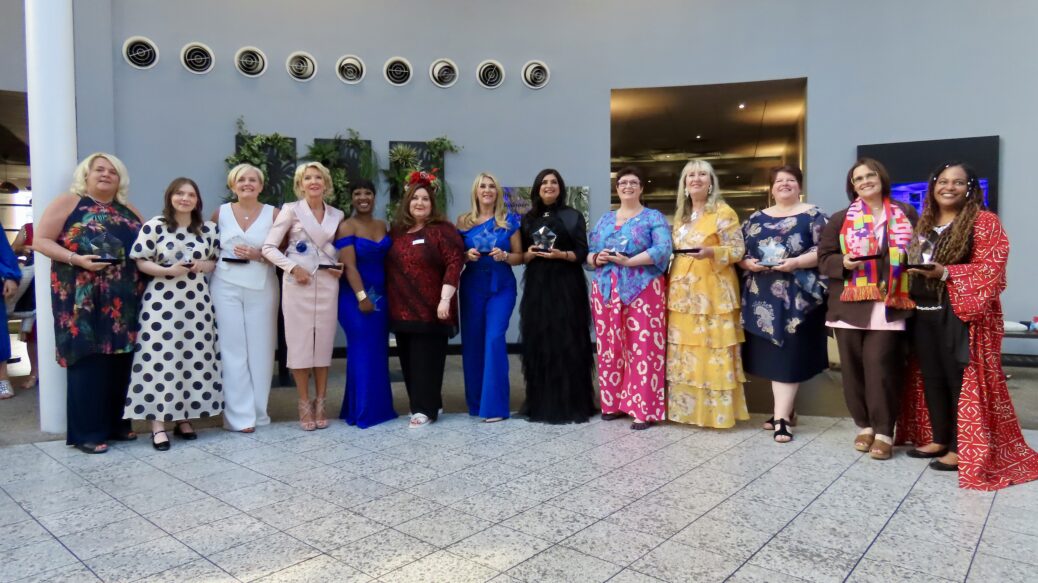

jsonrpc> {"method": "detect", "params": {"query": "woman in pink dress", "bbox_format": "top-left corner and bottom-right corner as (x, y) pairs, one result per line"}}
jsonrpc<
(262, 162), (345, 430)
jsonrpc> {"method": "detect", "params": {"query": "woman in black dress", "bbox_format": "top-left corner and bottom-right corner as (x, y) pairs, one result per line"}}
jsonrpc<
(519, 169), (596, 423)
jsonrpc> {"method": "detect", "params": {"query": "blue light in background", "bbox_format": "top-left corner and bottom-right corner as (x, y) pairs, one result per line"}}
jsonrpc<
(890, 179), (989, 214)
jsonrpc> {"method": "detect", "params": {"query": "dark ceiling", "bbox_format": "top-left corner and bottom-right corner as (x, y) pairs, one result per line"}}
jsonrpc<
(0, 91), (29, 165)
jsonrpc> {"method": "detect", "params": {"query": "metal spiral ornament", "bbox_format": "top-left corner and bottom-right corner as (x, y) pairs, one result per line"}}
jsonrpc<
(383, 57), (412, 86)
(123, 37), (158, 69)
(181, 43), (214, 74)
(477, 60), (504, 89)
(336, 55), (365, 84)
(235, 47), (267, 77)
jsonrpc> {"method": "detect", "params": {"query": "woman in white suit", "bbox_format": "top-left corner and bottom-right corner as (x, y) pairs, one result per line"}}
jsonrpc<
(211, 164), (280, 433)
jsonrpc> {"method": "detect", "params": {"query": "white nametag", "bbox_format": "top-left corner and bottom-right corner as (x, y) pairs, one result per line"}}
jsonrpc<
(412, 238), (426, 245)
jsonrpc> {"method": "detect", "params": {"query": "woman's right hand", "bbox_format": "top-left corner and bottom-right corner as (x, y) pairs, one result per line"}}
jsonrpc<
(593, 252), (611, 267)
(166, 263), (191, 277)
(465, 248), (481, 262)
(358, 298), (375, 314)
(290, 265), (311, 285)
(72, 254), (107, 272)
(842, 254), (863, 270)
(739, 257), (769, 273)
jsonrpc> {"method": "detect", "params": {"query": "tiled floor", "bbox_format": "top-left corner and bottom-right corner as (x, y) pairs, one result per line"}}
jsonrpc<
(2, 413), (1038, 582)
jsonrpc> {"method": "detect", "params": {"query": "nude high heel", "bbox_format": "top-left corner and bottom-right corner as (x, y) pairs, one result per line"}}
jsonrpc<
(314, 398), (328, 430)
(298, 399), (316, 431)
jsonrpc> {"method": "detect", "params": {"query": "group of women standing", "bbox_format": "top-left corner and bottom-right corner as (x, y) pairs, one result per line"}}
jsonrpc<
(34, 151), (1038, 490)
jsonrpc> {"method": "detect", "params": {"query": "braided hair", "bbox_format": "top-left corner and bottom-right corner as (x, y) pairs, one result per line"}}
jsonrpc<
(911, 161), (984, 301)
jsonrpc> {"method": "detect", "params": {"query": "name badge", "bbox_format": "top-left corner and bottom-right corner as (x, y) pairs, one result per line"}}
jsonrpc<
(412, 238), (426, 245)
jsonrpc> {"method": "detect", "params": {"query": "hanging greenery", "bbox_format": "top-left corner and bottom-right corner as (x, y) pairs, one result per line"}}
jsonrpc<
(224, 117), (297, 207)
(304, 129), (379, 215)
(383, 136), (460, 222)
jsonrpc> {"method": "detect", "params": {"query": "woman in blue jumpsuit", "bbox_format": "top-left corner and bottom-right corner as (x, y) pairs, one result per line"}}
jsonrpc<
(457, 173), (522, 422)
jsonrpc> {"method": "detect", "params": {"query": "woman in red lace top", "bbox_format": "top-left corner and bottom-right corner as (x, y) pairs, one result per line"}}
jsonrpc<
(386, 173), (465, 428)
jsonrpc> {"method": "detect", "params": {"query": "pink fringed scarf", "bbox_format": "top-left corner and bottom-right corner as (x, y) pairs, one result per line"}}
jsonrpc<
(838, 197), (915, 309)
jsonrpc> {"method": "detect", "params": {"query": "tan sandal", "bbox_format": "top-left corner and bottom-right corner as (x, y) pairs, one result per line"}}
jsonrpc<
(298, 399), (316, 431)
(854, 433), (875, 452)
(314, 398), (328, 430)
(869, 440), (892, 460)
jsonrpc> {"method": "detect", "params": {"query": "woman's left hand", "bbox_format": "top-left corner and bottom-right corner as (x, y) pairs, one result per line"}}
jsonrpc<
(687, 247), (714, 260)
(190, 260), (216, 274)
(2, 280), (17, 299)
(437, 298), (451, 320)
(910, 261), (946, 279)
(771, 257), (800, 273)
(604, 252), (629, 267)
(488, 247), (509, 262)
(234, 244), (261, 261)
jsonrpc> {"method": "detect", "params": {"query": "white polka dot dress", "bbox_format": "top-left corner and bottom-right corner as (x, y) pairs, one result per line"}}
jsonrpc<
(124, 218), (223, 422)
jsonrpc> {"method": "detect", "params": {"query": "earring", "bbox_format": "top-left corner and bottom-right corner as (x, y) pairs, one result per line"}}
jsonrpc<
(708, 185), (713, 194)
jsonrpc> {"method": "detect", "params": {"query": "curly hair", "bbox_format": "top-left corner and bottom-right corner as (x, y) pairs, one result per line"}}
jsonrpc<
(911, 161), (984, 301)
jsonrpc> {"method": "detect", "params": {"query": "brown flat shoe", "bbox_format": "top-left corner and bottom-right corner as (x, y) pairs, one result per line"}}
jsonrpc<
(869, 440), (892, 460)
(854, 433), (875, 452)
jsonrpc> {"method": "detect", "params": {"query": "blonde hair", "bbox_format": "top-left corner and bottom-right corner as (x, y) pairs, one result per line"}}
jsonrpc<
(227, 163), (265, 192)
(459, 172), (509, 230)
(674, 159), (723, 224)
(292, 162), (333, 199)
(69, 153), (130, 204)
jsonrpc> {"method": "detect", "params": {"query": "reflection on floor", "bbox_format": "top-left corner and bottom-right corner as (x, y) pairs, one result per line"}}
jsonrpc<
(2, 412), (1038, 582)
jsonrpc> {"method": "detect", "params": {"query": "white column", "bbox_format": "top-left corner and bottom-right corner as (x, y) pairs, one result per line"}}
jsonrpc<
(25, 0), (78, 433)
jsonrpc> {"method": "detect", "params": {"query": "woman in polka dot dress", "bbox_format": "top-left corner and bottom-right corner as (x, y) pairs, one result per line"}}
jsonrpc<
(124, 177), (222, 451)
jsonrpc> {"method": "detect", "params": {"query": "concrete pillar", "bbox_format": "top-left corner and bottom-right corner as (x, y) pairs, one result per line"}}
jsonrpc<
(25, 0), (78, 432)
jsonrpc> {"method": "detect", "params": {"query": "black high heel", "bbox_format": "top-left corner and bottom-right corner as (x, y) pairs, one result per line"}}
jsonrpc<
(773, 419), (793, 443)
(152, 430), (170, 451)
(174, 422), (198, 441)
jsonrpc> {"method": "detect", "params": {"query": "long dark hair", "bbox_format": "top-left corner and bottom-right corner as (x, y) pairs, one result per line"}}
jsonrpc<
(393, 181), (444, 232)
(528, 168), (567, 217)
(161, 177), (204, 235)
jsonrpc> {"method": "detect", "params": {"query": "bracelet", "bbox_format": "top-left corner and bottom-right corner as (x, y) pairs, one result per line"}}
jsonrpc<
(439, 297), (451, 303)
(67, 251), (76, 265)
(355, 290), (368, 302)
(940, 267), (950, 282)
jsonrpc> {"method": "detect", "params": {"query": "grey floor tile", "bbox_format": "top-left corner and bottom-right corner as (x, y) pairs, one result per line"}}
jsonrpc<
(58, 515), (167, 560)
(987, 501), (1038, 537)
(967, 552), (1038, 583)
(490, 473), (581, 503)
(84, 535), (201, 582)
(274, 434), (344, 454)
(407, 473), (491, 504)
(560, 520), (664, 566)
(0, 539), (79, 582)
(36, 498), (137, 538)
(285, 510), (386, 552)
(208, 531), (320, 581)
(352, 491), (442, 527)
(846, 558), (955, 583)
(583, 470), (668, 500)
(114, 481), (210, 515)
(0, 518), (55, 551)
(173, 512), (279, 555)
(864, 531), (974, 582)
(379, 549), (499, 583)
(145, 495), (241, 533)
(630, 539), (742, 583)
(606, 568), (667, 583)
(238, 452), (327, 481)
(661, 467), (753, 497)
(451, 460), (530, 490)
(449, 524), (553, 571)
(134, 558), (237, 583)
(882, 508), (985, 548)
(215, 479), (300, 511)
(255, 554), (372, 582)
(700, 497), (798, 536)
(299, 443), (370, 465)
(747, 536), (859, 583)
(0, 500), (31, 528)
(8, 561), (99, 583)
(328, 528), (437, 577)
(395, 506), (492, 547)
(17, 484), (110, 517)
(978, 525), (1038, 565)
(449, 489), (539, 523)
(727, 563), (810, 583)
(670, 516), (772, 562)
(501, 504), (598, 543)
(547, 485), (634, 520)
(778, 510), (880, 556)
(248, 494), (340, 530)
(507, 545), (622, 583)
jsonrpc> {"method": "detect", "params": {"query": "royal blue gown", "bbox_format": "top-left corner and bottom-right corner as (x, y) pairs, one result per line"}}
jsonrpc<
(459, 215), (519, 419)
(334, 234), (397, 428)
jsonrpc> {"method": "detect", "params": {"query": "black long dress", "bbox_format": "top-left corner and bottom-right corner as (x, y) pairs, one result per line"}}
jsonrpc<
(519, 204), (597, 423)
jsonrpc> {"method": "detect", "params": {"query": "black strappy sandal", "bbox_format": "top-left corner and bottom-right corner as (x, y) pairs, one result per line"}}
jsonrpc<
(773, 418), (793, 443)
(763, 409), (798, 431)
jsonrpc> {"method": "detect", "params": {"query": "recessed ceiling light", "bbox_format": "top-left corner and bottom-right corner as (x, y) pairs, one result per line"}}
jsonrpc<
(696, 134), (702, 139)
(738, 103), (746, 109)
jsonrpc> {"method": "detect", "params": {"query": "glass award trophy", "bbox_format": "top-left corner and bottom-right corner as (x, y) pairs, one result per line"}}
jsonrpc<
(757, 239), (788, 267)
(173, 240), (199, 268)
(606, 234), (630, 257)
(850, 236), (881, 262)
(365, 287), (383, 311)
(221, 235), (249, 263)
(88, 231), (123, 264)
(532, 225), (557, 253)
(906, 235), (936, 270)
(315, 244), (343, 271)
(473, 228), (497, 254)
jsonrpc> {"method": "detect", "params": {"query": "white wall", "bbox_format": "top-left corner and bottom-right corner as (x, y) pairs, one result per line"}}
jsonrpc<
(72, 0), (1038, 326)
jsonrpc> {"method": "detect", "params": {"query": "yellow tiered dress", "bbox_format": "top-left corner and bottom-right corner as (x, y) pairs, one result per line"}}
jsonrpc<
(666, 203), (748, 428)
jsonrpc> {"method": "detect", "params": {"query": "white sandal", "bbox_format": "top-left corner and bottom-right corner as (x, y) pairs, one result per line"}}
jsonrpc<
(409, 413), (430, 428)
(0, 380), (13, 400)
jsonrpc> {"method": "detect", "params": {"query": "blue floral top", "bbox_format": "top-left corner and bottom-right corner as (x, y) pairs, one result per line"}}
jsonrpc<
(589, 208), (672, 304)
(740, 207), (828, 346)
(458, 214), (520, 295)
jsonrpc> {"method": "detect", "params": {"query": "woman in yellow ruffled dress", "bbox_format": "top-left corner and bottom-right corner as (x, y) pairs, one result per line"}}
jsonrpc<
(666, 159), (748, 428)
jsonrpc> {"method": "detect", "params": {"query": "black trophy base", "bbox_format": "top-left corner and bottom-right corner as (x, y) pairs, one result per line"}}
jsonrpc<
(674, 248), (702, 254)
(758, 260), (784, 267)
(93, 258), (122, 265)
(906, 263), (937, 271)
(221, 257), (249, 264)
(533, 247), (554, 254)
(850, 254), (882, 262)
(317, 263), (344, 270)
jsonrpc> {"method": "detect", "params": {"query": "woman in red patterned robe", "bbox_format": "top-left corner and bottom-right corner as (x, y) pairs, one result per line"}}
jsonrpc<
(898, 161), (1038, 490)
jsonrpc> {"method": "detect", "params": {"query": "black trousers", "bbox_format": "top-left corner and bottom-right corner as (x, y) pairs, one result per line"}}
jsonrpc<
(913, 308), (966, 451)
(396, 331), (448, 420)
(834, 328), (906, 437)
(66, 352), (134, 445)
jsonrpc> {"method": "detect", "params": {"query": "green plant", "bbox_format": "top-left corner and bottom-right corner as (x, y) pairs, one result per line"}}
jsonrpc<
(225, 117), (297, 206)
(304, 129), (379, 215)
(383, 137), (461, 222)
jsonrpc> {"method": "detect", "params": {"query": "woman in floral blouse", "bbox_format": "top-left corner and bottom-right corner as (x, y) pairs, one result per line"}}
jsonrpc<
(588, 166), (671, 429)
(738, 165), (828, 442)
(666, 159), (747, 429)
(32, 153), (144, 454)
